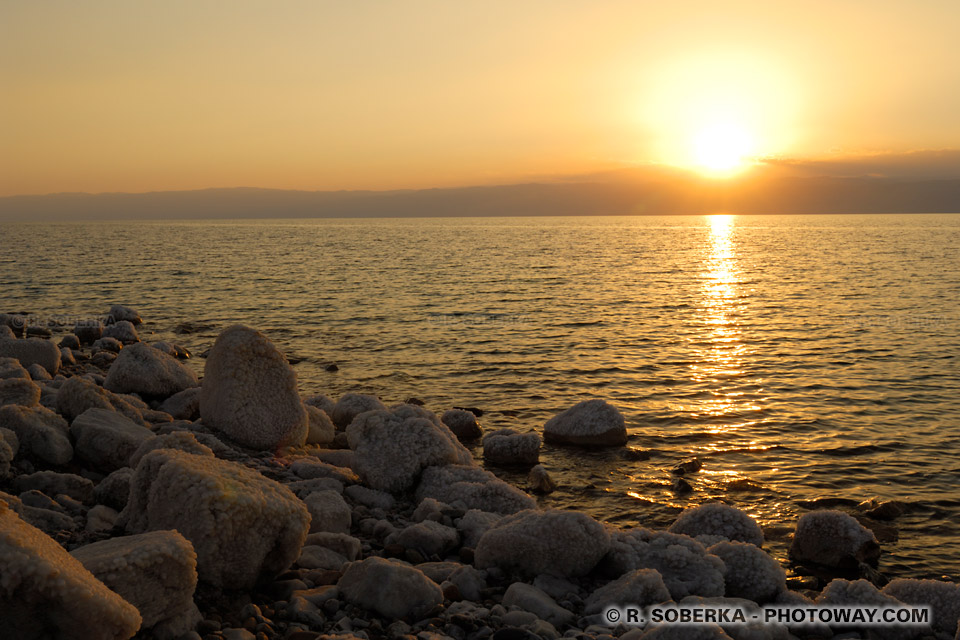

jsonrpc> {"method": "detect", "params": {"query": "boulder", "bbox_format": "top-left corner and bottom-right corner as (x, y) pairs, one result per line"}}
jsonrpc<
(346, 404), (473, 493)
(543, 399), (626, 446)
(104, 343), (199, 399)
(59, 334), (81, 350)
(441, 409), (483, 440)
(93, 337), (124, 353)
(707, 540), (786, 603)
(584, 568), (671, 614)
(27, 363), (52, 381)
(200, 325), (308, 450)
(108, 305), (143, 326)
(71, 530), (202, 640)
(0, 500), (142, 640)
(669, 502), (764, 547)
(0, 337), (61, 376)
(304, 490), (352, 534)
(157, 387), (201, 420)
(475, 509), (610, 578)
(338, 557), (443, 619)
(482, 428), (540, 466)
(882, 578), (960, 636)
(304, 404), (336, 445)
(789, 510), (880, 569)
(71, 408), (154, 472)
(102, 320), (140, 344)
(457, 509), (503, 548)
(0, 377), (41, 407)
(95, 467), (135, 511)
(74, 319), (105, 345)
(120, 449), (310, 588)
(330, 392), (388, 429)
(0, 357), (30, 380)
(0, 404), (73, 465)
(416, 464), (536, 515)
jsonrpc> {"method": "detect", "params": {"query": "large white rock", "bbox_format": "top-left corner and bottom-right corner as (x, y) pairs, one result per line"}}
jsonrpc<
(482, 428), (540, 466)
(304, 489), (352, 534)
(104, 343), (199, 399)
(120, 449), (310, 588)
(0, 377), (41, 407)
(789, 510), (880, 569)
(338, 557), (443, 619)
(416, 464), (536, 515)
(0, 403), (73, 465)
(475, 509), (610, 578)
(707, 540), (786, 603)
(200, 325), (308, 450)
(669, 503), (764, 547)
(584, 568), (671, 614)
(0, 337), (61, 376)
(0, 499), (142, 640)
(543, 399), (626, 446)
(330, 393), (387, 429)
(71, 408), (155, 472)
(71, 530), (202, 640)
(603, 529), (726, 599)
(346, 404), (473, 493)
(56, 376), (146, 425)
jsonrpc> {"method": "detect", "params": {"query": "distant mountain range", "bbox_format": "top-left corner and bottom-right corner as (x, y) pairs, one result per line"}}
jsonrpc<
(2, 168), (959, 221)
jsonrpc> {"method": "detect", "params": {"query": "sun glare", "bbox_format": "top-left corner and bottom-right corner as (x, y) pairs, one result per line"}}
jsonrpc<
(693, 122), (754, 174)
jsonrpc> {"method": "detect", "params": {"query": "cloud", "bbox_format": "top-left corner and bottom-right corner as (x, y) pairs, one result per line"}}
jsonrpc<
(757, 149), (960, 180)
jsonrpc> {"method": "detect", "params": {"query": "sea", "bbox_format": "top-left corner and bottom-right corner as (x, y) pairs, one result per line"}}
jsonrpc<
(2, 213), (958, 581)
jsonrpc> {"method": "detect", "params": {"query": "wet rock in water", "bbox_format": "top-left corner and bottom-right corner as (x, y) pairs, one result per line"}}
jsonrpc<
(453, 406), (484, 417)
(304, 489), (352, 534)
(0, 500), (142, 640)
(0, 404), (73, 465)
(584, 568), (671, 614)
(789, 510), (881, 569)
(304, 404), (336, 446)
(707, 540), (786, 603)
(103, 320), (140, 344)
(330, 392), (388, 429)
(671, 477), (693, 495)
(157, 387), (201, 420)
(502, 582), (574, 628)
(0, 377), (41, 407)
(671, 457), (702, 475)
(441, 409), (483, 440)
(338, 556), (443, 619)
(346, 404), (472, 493)
(882, 578), (960, 636)
(527, 464), (556, 494)
(121, 449), (310, 589)
(482, 428), (540, 466)
(59, 333), (81, 350)
(71, 530), (202, 640)
(603, 529), (726, 599)
(0, 337), (61, 376)
(858, 496), (907, 521)
(416, 464), (537, 515)
(542, 399), (627, 447)
(388, 520), (460, 557)
(0, 356), (31, 380)
(14, 470), (95, 503)
(71, 407), (154, 472)
(668, 502), (765, 547)
(324, 363), (339, 372)
(104, 343), (199, 399)
(56, 376), (147, 425)
(476, 509), (610, 578)
(200, 325), (308, 450)
(74, 319), (105, 345)
(108, 304), (143, 326)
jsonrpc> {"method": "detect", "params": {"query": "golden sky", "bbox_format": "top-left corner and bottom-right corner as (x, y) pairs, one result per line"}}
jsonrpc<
(2, 0), (959, 196)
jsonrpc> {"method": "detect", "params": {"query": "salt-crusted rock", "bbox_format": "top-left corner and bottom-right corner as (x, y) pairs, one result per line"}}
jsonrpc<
(389, 520), (460, 557)
(128, 431), (214, 468)
(476, 509), (610, 578)
(347, 404), (473, 493)
(104, 343), (199, 399)
(71, 408), (154, 472)
(482, 428), (540, 466)
(304, 531), (362, 561)
(291, 458), (359, 484)
(528, 463), (557, 494)
(817, 578), (901, 606)
(27, 363), (52, 381)
(0, 377), (41, 407)
(93, 337), (124, 353)
(157, 387), (201, 420)
(71, 530), (202, 640)
(603, 528), (726, 599)
(331, 392), (387, 429)
(304, 489), (352, 534)
(883, 578), (960, 635)
(0, 426), (18, 455)
(60, 346), (77, 366)
(152, 421), (238, 460)
(669, 503), (764, 547)
(95, 467), (135, 511)
(416, 561), (462, 583)
(0, 500), (142, 639)
(442, 409), (483, 440)
(87, 504), (120, 533)
(0, 356), (30, 380)
(56, 376), (146, 425)
(338, 557), (443, 619)
(121, 449), (310, 588)
(59, 334), (81, 350)
(288, 477), (345, 499)
(502, 582), (575, 628)
(679, 596), (790, 640)
(200, 325), (308, 450)
(108, 304), (143, 326)
(0, 490), (77, 535)
(74, 319), (105, 345)
(789, 510), (880, 569)
(0, 337), (61, 375)
(413, 497), (450, 523)
(416, 464), (537, 515)
(344, 485), (396, 510)
(304, 404), (336, 445)
(304, 393), (336, 415)
(103, 320), (140, 344)
(707, 540), (786, 603)
(0, 403), (73, 465)
(584, 568), (671, 614)
(14, 470), (95, 503)
(543, 399), (627, 446)
(0, 324), (15, 339)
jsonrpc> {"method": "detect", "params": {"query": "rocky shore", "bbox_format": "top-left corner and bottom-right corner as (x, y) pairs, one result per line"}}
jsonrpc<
(1, 308), (958, 640)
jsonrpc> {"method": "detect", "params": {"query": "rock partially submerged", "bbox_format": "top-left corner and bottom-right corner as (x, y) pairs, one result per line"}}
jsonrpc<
(104, 343), (199, 399)
(543, 399), (627, 446)
(789, 509), (880, 569)
(482, 428), (541, 466)
(441, 408), (483, 440)
(669, 502), (764, 547)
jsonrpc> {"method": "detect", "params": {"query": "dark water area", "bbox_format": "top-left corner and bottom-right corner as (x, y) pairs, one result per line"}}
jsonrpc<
(2, 213), (958, 581)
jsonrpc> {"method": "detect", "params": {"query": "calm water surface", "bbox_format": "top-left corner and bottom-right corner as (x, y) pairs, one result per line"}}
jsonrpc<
(2, 214), (959, 580)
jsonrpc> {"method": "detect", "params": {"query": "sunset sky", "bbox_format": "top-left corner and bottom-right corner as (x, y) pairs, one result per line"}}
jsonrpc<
(3, 0), (960, 197)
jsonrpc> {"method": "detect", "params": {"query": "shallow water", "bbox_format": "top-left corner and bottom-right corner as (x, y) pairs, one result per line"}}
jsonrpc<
(2, 214), (959, 580)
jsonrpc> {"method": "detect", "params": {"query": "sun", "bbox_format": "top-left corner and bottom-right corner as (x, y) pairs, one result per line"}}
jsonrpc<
(692, 121), (754, 174)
